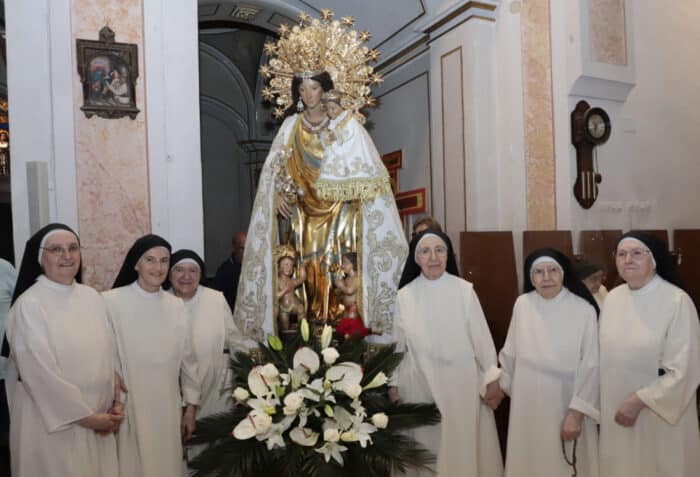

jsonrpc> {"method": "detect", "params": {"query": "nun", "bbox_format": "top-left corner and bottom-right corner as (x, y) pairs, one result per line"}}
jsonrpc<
(167, 249), (247, 462)
(574, 259), (608, 308)
(103, 234), (200, 477)
(599, 231), (700, 477)
(389, 230), (504, 477)
(499, 248), (600, 477)
(3, 223), (120, 476)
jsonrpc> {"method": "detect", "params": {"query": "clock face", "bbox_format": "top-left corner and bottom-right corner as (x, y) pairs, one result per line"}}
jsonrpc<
(587, 114), (607, 139)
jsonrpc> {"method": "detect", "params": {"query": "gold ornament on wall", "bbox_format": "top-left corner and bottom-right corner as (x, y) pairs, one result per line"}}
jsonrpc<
(259, 9), (382, 120)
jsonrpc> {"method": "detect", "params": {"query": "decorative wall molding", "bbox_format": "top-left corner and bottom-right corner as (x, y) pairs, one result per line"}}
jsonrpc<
(567, 0), (635, 101)
(522, 0), (557, 230)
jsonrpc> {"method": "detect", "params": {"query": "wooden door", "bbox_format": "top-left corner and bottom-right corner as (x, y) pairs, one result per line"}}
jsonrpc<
(460, 231), (519, 457)
(523, 230), (574, 261)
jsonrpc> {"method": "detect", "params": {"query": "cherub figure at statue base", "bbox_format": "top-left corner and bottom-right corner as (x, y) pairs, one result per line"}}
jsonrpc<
(275, 245), (308, 333)
(334, 252), (372, 339)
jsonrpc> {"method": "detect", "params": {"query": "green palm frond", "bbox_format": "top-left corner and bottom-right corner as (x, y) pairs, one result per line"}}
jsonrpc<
(360, 344), (403, 385)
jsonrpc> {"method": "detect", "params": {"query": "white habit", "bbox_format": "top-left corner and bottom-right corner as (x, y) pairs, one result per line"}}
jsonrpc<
(499, 289), (600, 477)
(103, 282), (200, 477)
(392, 273), (503, 477)
(599, 275), (700, 477)
(180, 286), (248, 461)
(5, 275), (118, 477)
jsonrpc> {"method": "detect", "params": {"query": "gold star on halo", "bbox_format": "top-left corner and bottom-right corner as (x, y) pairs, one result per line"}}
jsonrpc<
(263, 42), (277, 55)
(367, 49), (380, 62)
(359, 31), (371, 42)
(278, 24), (290, 37)
(320, 9), (334, 21)
(341, 16), (355, 27)
(298, 12), (311, 25)
(371, 73), (383, 85)
(365, 97), (377, 108)
(262, 86), (275, 101)
(273, 107), (286, 119)
(259, 65), (272, 77)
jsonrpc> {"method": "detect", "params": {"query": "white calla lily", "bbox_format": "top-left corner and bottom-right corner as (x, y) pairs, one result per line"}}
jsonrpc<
(232, 410), (273, 440)
(326, 362), (363, 385)
(293, 347), (320, 374)
(289, 427), (319, 446)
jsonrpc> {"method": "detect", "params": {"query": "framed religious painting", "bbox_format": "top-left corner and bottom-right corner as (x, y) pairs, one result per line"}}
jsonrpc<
(76, 26), (140, 119)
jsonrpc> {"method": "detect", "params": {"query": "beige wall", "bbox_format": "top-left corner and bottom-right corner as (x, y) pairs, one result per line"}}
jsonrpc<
(72, 0), (151, 290)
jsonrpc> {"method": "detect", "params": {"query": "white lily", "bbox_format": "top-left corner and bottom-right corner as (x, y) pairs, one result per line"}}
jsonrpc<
(299, 378), (336, 403)
(315, 441), (348, 465)
(321, 324), (333, 349)
(300, 318), (310, 342)
(333, 406), (355, 431)
(247, 397), (278, 416)
(257, 415), (295, 450)
(350, 399), (367, 419)
(355, 422), (377, 448)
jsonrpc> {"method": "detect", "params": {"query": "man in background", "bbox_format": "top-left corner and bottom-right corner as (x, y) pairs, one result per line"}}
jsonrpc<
(214, 232), (246, 313)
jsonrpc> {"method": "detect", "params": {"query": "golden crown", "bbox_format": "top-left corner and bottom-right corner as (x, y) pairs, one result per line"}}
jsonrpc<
(321, 89), (344, 104)
(260, 9), (382, 119)
(273, 244), (297, 262)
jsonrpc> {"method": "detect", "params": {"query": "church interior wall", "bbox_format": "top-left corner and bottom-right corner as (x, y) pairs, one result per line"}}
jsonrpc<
(5, 0), (700, 289)
(143, 0), (204, 265)
(428, 16), (509, 258)
(71, 0), (151, 291)
(370, 52), (431, 234)
(491, 1), (527, 273)
(551, 0), (700, 252)
(6, 0), (79, 262)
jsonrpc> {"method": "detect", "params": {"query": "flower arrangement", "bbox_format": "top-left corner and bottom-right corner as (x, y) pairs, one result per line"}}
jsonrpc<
(188, 319), (440, 477)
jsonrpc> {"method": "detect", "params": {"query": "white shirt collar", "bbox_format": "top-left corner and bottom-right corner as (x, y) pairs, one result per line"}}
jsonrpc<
(37, 274), (75, 291)
(131, 280), (162, 299)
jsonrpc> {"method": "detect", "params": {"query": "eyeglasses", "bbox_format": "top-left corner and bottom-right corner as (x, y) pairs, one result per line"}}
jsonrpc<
(531, 265), (562, 276)
(615, 249), (651, 260)
(416, 246), (448, 258)
(41, 244), (81, 256)
(142, 256), (170, 265)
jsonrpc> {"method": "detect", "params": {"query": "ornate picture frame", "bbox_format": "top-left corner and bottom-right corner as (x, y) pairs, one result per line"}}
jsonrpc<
(76, 26), (140, 119)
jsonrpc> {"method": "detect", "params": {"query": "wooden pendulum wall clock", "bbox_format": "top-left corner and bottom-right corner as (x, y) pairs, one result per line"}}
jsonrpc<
(571, 100), (611, 209)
